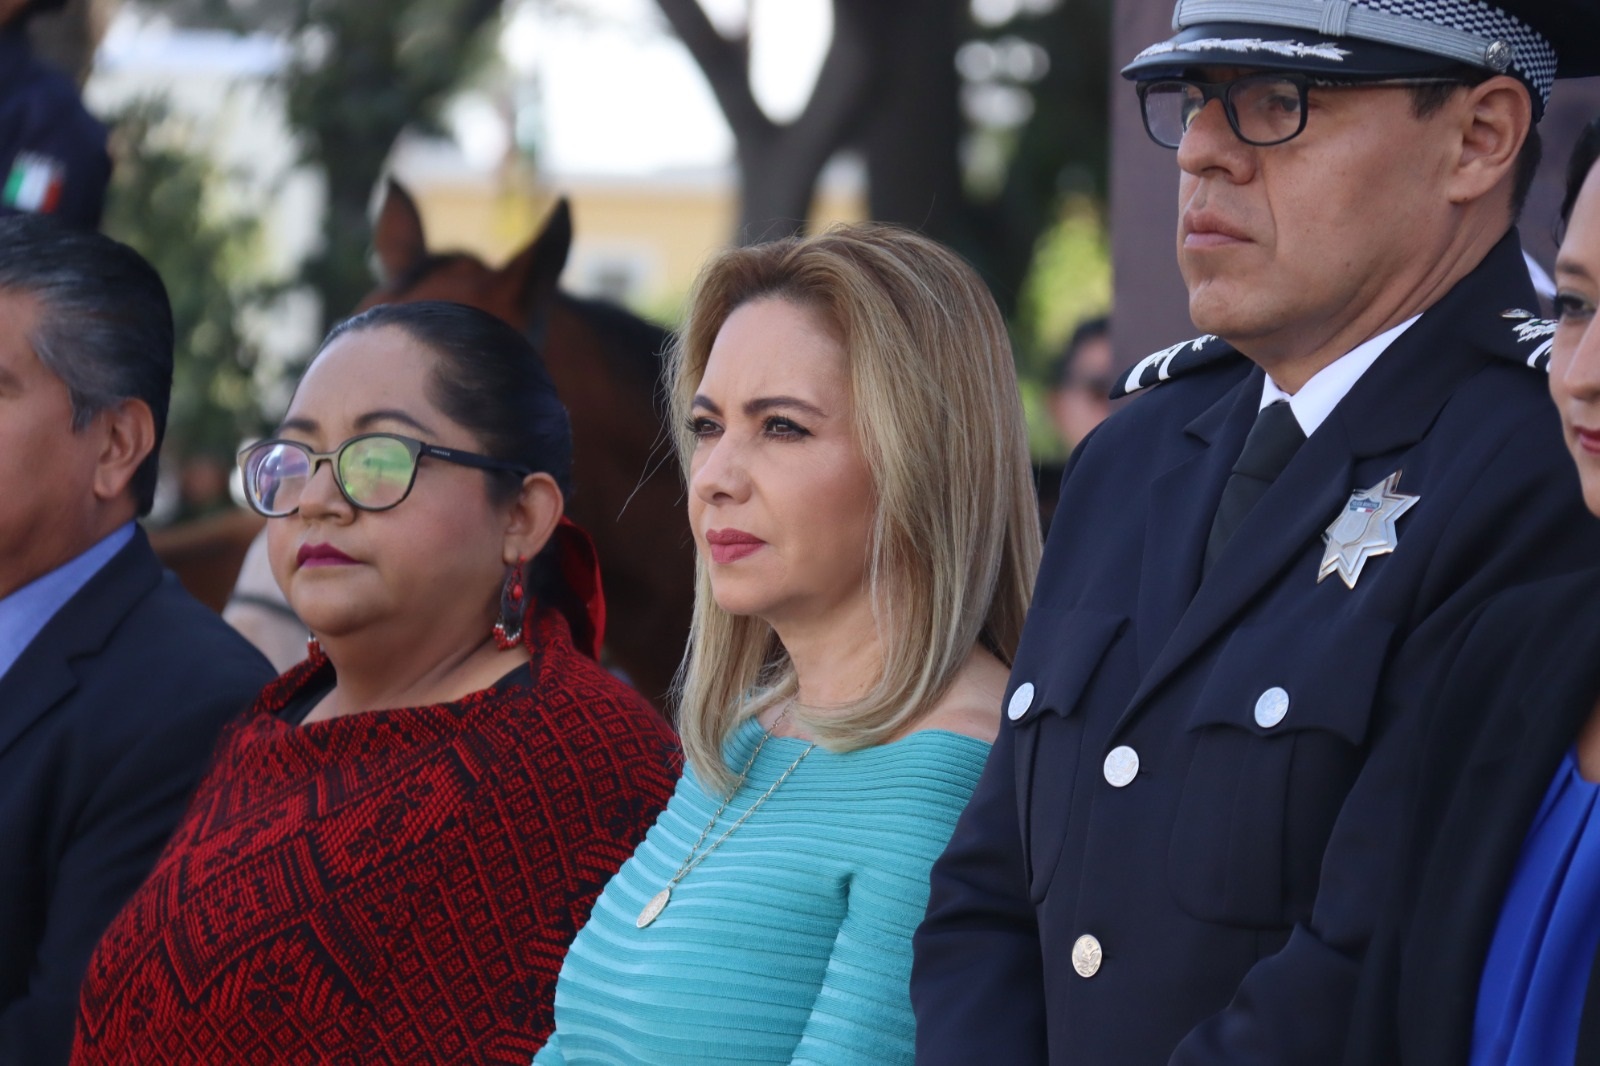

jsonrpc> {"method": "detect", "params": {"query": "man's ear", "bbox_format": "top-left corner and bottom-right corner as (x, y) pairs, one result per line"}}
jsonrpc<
(1446, 76), (1533, 209)
(502, 472), (564, 565)
(90, 398), (156, 505)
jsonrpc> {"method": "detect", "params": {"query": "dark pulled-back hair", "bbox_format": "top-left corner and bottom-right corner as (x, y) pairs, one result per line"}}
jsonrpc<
(320, 301), (574, 502)
(0, 214), (173, 515)
(1559, 117), (1600, 236)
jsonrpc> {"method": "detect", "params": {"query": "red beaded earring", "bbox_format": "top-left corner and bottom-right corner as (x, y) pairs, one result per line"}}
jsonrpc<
(493, 555), (527, 650)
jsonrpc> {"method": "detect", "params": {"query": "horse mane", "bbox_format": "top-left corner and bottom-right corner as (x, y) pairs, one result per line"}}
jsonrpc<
(385, 251), (477, 297)
(555, 290), (672, 393)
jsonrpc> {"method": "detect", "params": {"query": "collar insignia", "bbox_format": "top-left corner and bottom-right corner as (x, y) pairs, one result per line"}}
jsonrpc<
(1113, 334), (1236, 399)
(1501, 309), (1556, 369)
(1318, 472), (1419, 589)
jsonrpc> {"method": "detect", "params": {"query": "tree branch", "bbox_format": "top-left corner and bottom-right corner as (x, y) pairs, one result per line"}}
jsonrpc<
(654, 0), (772, 139)
(782, 0), (885, 156)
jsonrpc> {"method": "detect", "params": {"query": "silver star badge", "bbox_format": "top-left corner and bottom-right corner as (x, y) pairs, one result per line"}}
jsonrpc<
(1318, 472), (1419, 589)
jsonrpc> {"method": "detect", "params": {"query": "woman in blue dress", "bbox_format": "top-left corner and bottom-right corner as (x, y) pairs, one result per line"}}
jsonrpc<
(534, 223), (1041, 1064)
(1349, 116), (1600, 1065)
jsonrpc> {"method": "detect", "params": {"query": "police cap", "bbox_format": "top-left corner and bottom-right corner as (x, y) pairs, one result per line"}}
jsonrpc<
(1122, 0), (1600, 121)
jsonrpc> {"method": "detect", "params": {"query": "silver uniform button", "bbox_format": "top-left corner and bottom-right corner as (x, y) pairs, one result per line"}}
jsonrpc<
(1103, 746), (1139, 787)
(1007, 682), (1035, 721)
(1072, 934), (1103, 978)
(1254, 687), (1290, 729)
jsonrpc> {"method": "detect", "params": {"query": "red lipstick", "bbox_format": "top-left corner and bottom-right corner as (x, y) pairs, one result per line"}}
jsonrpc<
(297, 543), (358, 567)
(704, 528), (765, 564)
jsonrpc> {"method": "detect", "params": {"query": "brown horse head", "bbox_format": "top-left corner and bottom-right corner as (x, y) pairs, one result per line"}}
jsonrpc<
(361, 179), (570, 333)
(355, 178), (692, 710)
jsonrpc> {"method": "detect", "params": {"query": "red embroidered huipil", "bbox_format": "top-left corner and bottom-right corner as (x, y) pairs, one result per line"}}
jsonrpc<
(72, 609), (679, 1065)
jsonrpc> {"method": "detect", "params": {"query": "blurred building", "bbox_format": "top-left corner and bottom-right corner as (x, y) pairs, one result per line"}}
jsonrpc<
(391, 137), (866, 318)
(83, 7), (865, 333)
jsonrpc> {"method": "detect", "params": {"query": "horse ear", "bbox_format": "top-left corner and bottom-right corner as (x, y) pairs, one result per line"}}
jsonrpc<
(502, 197), (573, 312)
(372, 178), (429, 283)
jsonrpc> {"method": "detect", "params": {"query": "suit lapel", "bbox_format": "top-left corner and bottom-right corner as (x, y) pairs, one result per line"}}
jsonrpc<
(0, 530), (161, 760)
(1133, 374), (1256, 676)
(1121, 422), (1354, 729)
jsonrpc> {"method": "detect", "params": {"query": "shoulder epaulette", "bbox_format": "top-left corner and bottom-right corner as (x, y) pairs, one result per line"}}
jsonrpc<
(1111, 334), (1241, 399)
(1497, 309), (1556, 372)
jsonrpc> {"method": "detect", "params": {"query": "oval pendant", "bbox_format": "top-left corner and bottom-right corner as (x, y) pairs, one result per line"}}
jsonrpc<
(637, 887), (671, 928)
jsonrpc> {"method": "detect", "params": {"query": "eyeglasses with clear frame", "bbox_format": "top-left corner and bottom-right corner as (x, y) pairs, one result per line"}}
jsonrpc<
(1136, 73), (1471, 150)
(236, 432), (531, 517)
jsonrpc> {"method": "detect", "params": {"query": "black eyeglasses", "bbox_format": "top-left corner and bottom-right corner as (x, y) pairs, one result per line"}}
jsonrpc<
(1136, 74), (1469, 150)
(237, 432), (531, 517)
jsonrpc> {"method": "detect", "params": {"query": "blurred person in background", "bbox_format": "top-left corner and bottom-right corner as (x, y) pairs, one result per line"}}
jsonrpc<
(0, 0), (110, 229)
(1047, 315), (1114, 453)
(1347, 115), (1600, 1066)
(534, 224), (1040, 1065)
(1036, 314), (1113, 532)
(0, 214), (272, 1064)
(72, 302), (680, 1065)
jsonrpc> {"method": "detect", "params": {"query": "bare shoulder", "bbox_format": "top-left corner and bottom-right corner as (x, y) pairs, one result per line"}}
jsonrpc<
(909, 647), (1009, 744)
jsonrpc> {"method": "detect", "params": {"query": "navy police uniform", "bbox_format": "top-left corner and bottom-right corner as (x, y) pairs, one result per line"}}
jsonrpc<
(0, 14), (110, 231)
(914, 228), (1600, 1065)
(914, 1), (1600, 1061)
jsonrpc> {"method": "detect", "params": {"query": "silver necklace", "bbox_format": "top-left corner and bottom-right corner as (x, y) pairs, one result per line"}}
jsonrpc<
(637, 710), (815, 928)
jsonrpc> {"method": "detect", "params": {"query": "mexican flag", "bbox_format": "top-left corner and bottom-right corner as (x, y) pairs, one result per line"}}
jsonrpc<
(3, 154), (65, 214)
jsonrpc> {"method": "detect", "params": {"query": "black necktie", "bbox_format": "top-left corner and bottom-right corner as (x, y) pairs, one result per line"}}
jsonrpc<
(1203, 400), (1306, 575)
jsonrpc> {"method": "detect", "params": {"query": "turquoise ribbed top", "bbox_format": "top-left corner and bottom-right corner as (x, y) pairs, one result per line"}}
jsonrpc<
(533, 716), (989, 1065)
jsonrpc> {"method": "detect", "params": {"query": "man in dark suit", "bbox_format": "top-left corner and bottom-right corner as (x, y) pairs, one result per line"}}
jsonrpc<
(0, 214), (273, 1062)
(0, 0), (111, 230)
(913, 2), (1600, 1063)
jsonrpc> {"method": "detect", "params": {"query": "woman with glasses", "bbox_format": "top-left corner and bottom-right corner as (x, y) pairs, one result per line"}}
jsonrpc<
(71, 302), (680, 1065)
(1347, 118), (1600, 1065)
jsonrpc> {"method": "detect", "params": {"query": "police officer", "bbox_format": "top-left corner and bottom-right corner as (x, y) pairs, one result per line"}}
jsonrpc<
(913, 2), (1600, 1063)
(0, 0), (110, 230)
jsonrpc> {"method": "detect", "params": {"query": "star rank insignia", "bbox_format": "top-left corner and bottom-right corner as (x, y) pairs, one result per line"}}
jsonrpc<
(1318, 473), (1419, 589)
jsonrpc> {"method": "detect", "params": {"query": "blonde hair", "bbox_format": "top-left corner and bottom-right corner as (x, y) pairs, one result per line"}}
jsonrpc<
(668, 223), (1041, 792)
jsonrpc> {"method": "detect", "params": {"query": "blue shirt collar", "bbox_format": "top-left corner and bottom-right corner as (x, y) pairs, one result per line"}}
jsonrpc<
(0, 522), (136, 682)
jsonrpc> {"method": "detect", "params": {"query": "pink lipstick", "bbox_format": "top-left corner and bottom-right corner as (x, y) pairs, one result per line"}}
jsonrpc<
(704, 528), (765, 564)
(297, 543), (358, 568)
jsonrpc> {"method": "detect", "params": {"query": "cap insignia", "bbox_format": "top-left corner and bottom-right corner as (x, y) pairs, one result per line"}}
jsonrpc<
(1133, 36), (1352, 63)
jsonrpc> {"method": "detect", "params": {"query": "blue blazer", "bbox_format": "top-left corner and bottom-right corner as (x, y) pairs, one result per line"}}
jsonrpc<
(0, 528), (273, 1063)
(912, 231), (1600, 1065)
(1348, 566), (1600, 1065)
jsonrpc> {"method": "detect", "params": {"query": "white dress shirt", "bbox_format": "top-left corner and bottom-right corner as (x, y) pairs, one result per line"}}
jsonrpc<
(1260, 315), (1422, 436)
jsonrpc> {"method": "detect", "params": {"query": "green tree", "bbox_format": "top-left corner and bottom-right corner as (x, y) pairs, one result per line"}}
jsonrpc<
(101, 101), (274, 482)
(149, 0), (508, 326)
(656, 0), (1112, 321)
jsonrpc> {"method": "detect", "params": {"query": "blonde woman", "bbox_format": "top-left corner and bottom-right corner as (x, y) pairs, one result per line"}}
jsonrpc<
(533, 223), (1040, 1065)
